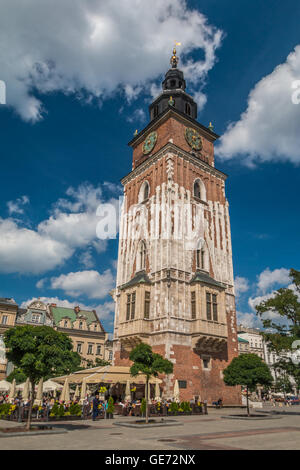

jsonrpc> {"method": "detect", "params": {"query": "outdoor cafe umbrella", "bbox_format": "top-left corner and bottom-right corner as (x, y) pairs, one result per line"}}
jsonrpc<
(22, 378), (30, 401)
(43, 379), (63, 393)
(0, 379), (11, 392)
(74, 385), (80, 398)
(80, 379), (87, 404)
(155, 382), (161, 401)
(8, 378), (16, 402)
(173, 379), (180, 403)
(35, 378), (43, 405)
(60, 377), (70, 402)
(125, 380), (131, 401)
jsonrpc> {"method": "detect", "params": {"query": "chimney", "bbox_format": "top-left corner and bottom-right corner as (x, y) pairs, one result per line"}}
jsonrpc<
(74, 306), (80, 314)
(51, 303), (57, 307)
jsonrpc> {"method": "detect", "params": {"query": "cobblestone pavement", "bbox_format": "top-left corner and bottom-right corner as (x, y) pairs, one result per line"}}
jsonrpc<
(0, 407), (299, 450)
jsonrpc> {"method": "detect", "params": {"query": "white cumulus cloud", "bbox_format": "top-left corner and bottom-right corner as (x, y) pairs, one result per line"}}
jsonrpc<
(0, 0), (222, 122)
(50, 269), (115, 299)
(216, 45), (300, 165)
(257, 267), (290, 293)
(234, 276), (249, 297)
(7, 196), (30, 215)
(0, 181), (118, 275)
(0, 218), (72, 274)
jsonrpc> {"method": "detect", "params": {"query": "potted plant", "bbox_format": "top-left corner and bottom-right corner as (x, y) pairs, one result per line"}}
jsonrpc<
(106, 397), (114, 419)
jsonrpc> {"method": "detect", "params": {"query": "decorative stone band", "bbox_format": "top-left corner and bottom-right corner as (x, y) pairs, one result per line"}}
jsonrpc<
(121, 142), (227, 186)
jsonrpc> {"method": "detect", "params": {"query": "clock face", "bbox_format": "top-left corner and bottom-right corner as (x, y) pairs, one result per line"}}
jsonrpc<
(185, 127), (202, 151)
(142, 131), (157, 155)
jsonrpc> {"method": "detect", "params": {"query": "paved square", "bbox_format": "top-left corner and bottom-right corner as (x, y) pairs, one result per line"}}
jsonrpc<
(0, 407), (299, 450)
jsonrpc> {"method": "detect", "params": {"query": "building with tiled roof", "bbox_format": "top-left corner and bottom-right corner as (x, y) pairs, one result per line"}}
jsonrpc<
(0, 298), (18, 379)
(0, 299), (110, 378)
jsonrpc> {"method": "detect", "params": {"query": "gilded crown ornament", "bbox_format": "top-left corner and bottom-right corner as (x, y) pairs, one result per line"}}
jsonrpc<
(170, 42), (181, 68)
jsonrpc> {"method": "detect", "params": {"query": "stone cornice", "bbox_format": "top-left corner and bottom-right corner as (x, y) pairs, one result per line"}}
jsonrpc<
(121, 142), (228, 186)
(56, 327), (106, 340)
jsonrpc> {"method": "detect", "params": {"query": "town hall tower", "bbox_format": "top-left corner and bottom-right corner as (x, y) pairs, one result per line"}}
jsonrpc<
(112, 47), (240, 404)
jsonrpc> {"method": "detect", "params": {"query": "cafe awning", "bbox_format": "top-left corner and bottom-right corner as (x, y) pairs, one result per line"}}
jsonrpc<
(52, 365), (162, 385)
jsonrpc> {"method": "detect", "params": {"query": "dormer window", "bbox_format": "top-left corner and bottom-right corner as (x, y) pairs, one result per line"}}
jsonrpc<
(64, 320), (68, 328)
(79, 321), (83, 330)
(31, 314), (40, 324)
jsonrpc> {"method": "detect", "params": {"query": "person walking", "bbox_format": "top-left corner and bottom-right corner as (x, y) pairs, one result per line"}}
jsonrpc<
(92, 394), (100, 421)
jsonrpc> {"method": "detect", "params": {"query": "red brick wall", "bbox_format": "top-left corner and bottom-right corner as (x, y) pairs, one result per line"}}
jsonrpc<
(132, 116), (215, 169)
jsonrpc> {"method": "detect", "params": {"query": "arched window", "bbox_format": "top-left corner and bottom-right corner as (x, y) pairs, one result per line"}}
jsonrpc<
(185, 103), (191, 116)
(144, 182), (149, 200)
(138, 181), (150, 203)
(193, 178), (206, 202)
(170, 80), (176, 88)
(194, 181), (201, 199)
(195, 240), (209, 271)
(138, 240), (147, 271)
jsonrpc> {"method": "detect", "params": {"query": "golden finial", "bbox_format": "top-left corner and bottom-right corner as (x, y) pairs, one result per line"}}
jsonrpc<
(134, 129), (138, 136)
(170, 41), (181, 68)
(208, 122), (214, 132)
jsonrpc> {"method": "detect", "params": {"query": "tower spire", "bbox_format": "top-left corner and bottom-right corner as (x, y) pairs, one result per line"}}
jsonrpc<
(170, 42), (181, 68)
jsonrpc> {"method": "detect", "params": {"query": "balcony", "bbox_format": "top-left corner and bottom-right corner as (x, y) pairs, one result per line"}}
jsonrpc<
(192, 319), (228, 338)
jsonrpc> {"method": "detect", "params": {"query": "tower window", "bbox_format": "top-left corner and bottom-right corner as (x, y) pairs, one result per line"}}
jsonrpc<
(193, 179), (207, 202)
(126, 294), (131, 321)
(170, 80), (176, 88)
(196, 249), (205, 270)
(126, 292), (136, 321)
(191, 291), (196, 319)
(206, 293), (212, 321)
(203, 357), (211, 369)
(131, 292), (136, 320)
(144, 291), (150, 319)
(139, 181), (150, 203)
(153, 105), (159, 118)
(212, 294), (218, 322)
(185, 103), (191, 116)
(143, 182), (149, 200)
(138, 240), (147, 271)
(194, 181), (201, 199)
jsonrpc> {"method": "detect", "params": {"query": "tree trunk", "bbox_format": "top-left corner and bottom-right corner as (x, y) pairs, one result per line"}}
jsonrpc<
(26, 380), (35, 431)
(246, 386), (250, 417)
(146, 378), (149, 424)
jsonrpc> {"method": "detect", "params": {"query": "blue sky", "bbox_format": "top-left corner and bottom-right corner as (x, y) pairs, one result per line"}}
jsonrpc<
(0, 0), (299, 333)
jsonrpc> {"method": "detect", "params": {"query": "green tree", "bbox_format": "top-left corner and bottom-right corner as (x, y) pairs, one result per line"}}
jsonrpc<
(129, 342), (173, 424)
(223, 354), (273, 416)
(3, 325), (81, 430)
(255, 268), (300, 393)
(6, 368), (27, 385)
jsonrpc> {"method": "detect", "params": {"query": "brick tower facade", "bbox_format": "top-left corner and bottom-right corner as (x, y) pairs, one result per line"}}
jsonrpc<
(112, 48), (241, 404)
